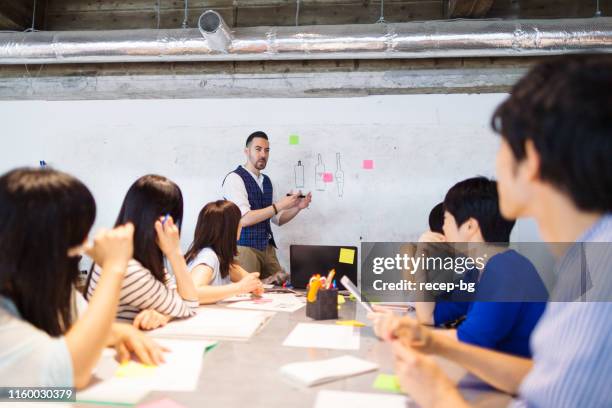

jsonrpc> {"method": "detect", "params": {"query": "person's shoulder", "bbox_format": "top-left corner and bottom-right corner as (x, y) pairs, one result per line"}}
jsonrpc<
(191, 247), (220, 267)
(224, 171), (242, 183)
(201, 247), (220, 262)
(124, 259), (154, 278)
(489, 249), (533, 267)
(0, 301), (50, 341)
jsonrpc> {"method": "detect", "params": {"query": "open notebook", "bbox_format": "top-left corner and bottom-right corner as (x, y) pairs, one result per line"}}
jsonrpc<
(280, 355), (378, 387)
(149, 307), (274, 341)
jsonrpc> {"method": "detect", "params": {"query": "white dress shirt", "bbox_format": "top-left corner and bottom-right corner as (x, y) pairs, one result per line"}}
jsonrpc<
(223, 165), (280, 225)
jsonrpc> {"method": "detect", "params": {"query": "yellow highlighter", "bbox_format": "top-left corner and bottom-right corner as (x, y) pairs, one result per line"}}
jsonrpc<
(307, 279), (322, 302)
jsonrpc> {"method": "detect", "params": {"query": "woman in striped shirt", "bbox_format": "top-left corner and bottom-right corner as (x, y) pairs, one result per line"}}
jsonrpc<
(86, 174), (199, 329)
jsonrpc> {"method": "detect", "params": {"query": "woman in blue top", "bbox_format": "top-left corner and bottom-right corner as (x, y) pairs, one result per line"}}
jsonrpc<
(414, 177), (547, 358)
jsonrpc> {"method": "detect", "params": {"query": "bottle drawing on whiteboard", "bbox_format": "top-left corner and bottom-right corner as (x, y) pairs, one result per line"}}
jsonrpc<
(335, 152), (344, 197)
(315, 153), (326, 191)
(294, 160), (305, 189)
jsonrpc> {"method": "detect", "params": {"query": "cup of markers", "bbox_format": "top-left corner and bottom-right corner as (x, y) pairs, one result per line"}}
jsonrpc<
(306, 269), (338, 320)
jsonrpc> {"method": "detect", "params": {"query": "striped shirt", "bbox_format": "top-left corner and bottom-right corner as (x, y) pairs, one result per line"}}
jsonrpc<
(515, 214), (612, 407)
(86, 259), (198, 323)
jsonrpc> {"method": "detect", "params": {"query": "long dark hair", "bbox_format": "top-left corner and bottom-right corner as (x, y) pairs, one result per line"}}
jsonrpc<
(86, 174), (183, 296)
(185, 200), (241, 279)
(0, 168), (96, 337)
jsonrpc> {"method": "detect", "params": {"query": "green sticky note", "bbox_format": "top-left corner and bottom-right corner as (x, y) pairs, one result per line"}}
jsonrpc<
(289, 134), (300, 145)
(373, 374), (402, 393)
(339, 248), (355, 264)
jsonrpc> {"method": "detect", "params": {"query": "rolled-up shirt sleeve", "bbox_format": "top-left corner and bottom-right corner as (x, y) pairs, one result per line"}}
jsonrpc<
(223, 173), (251, 216)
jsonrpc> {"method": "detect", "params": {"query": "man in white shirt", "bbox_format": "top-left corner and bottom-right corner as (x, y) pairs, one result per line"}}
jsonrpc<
(222, 131), (312, 282)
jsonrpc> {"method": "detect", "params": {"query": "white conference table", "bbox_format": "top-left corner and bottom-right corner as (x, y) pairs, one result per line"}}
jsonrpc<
(107, 297), (513, 408)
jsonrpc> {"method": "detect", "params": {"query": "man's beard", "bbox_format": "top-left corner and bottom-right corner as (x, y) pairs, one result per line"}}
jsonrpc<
(255, 159), (267, 170)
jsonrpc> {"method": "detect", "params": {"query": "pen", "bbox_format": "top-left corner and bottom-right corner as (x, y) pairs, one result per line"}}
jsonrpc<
(162, 213), (170, 225)
(286, 194), (306, 198)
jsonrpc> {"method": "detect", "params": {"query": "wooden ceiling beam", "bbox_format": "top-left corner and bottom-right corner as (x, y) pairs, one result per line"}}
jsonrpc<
(0, 0), (34, 30)
(448, 0), (494, 18)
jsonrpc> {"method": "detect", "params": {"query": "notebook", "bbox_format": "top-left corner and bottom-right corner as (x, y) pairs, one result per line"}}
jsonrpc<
(149, 307), (274, 341)
(279, 355), (378, 387)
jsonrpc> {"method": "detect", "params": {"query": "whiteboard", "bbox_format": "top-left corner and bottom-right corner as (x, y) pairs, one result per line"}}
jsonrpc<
(0, 94), (542, 270)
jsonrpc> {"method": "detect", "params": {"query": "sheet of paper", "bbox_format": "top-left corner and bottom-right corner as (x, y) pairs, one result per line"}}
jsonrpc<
(373, 374), (403, 393)
(283, 323), (360, 350)
(280, 355), (378, 387)
(314, 390), (408, 408)
(226, 293), (306, 313)
(339, 248), (356, 264)
(150, 307), (273, 340)
(77, 339), (214, 405)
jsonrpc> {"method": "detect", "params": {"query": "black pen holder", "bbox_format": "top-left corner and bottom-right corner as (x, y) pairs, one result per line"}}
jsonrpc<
(306, 288), (338, 320)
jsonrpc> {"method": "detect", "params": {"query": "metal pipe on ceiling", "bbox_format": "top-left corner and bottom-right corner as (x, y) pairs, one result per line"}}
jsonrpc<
(0, 14), (610, 65)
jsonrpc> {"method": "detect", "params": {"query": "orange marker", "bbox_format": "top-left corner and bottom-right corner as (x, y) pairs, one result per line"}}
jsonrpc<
(307, 279), (322, 302)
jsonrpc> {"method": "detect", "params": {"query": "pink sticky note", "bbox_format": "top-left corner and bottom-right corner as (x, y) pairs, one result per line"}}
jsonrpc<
(363, 160), (374, 169)
(137, 398), (187, 408)
(323, 172), (334, 182)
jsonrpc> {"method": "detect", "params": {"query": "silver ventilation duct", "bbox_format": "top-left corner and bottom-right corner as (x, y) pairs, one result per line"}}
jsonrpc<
(197, 10), (232, 53)
(0, 16), (610, 65)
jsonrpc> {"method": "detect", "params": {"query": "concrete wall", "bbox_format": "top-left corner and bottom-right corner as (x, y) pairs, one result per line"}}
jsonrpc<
(0, 93), (544, 273)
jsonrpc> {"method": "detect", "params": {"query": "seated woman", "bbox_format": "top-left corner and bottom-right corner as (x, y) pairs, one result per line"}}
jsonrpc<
(86, 175), (199, 330)
(0, 168), (164, 388)
(185, 200), (263, 304)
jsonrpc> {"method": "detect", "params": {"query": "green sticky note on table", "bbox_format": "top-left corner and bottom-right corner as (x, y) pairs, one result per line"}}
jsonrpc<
(373, 374), (402, 393)
(339, 248), (355, 264)
(289, 134), (300, 145)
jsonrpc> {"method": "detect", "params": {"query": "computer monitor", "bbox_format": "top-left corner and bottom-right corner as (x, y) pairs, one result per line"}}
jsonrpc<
(289, 245), (358, 290)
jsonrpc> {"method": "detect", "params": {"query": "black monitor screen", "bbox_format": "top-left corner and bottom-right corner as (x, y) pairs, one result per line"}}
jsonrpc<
(289, 245), (358, 290)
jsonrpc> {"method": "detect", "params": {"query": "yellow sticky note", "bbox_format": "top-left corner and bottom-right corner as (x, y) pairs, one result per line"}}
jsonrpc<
(337, 295), (346, 304)
(339, 248), (355, 264)
(373, 374), (402, 393)
(336, 320), (366, 327)
(115, 361), (157, 378)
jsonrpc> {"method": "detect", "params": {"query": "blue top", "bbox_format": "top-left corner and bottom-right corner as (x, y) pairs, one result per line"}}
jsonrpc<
(433, 249), (548, 357)
(515, 214), (612, 408)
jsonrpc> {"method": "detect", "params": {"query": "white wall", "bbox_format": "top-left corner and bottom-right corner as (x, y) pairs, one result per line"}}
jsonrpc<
(0, 94), (542, 270)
